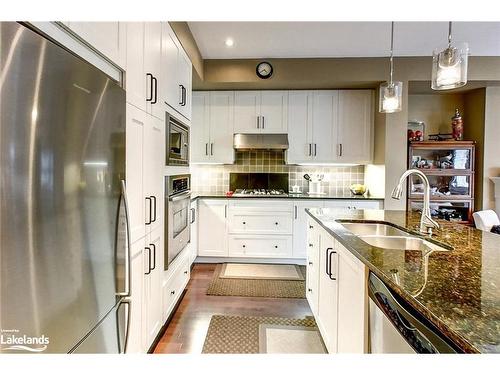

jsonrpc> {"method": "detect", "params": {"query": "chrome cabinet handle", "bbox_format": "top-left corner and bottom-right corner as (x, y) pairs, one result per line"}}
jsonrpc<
(179, 85), (183, 105)
(145, 197), (152, 225)
(150, 243), (156, 271)
(326, 247), (337, 280)
(146, 73), (154, 102)
(144, 247), (152, 275)
(190, 207), (196, 224)
(150, 195), (156, 223)
(151, 76), (158, 104)
(224, 204), (227, 218)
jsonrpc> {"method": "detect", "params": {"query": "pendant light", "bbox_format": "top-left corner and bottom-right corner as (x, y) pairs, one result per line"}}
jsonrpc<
(431, 22), (469, 90)
(379, 22), (403, 113)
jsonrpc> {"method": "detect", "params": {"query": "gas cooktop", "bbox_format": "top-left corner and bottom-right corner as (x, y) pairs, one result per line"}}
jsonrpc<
(232, 188), (288, 197)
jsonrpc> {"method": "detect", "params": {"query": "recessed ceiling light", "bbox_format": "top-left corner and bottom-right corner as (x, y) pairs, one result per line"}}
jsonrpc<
(225, 38), (234, 47)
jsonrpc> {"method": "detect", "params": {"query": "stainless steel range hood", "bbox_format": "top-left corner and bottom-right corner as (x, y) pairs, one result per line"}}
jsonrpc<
(233, 133), (289, 150)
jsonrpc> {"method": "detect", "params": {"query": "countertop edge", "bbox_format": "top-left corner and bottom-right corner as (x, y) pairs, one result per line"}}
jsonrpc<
(191, 195), (385, 202)
(304, 208), (480, 354)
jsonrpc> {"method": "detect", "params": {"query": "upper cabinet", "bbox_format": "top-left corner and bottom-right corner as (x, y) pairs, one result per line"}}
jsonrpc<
(337, 90), (374, 164)
(288, 90), (374, 164)
(234, 91), (288, 134)
(162, 23), (192, 121)
(191, 91), (234, 164)
(64, 22), (126, 68)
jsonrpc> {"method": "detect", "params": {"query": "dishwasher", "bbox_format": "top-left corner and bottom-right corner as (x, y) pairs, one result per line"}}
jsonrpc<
(368, 272), (461, 353)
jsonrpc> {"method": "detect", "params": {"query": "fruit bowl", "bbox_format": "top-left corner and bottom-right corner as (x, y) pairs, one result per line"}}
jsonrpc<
(350, 184), (367, 196)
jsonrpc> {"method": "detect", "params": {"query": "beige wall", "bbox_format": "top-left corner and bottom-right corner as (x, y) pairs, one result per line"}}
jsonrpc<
(408, 94), (465, 137)
(483, 87), (500, 210)
(463, 89), (486, 210)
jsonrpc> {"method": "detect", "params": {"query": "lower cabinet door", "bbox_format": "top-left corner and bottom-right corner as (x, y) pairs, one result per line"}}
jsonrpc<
(317, 230), (339, 354)
(198, 200), (228, 257)
(144, 228), (163, 348)
(337, 242), (367, 353)
(228, 235), (292, 258)
(293, 200), (324, 258)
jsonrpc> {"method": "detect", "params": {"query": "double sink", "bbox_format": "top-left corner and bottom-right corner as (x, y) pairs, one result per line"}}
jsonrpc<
(339, 222), (452, 254)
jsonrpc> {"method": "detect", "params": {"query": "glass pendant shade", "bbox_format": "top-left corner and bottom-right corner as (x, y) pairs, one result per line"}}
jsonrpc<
(379, 81), (403, 113)
(431, 42), (468, 90)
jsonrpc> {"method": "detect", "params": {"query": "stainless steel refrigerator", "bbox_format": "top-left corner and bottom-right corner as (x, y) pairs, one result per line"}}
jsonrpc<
(0, 22), (130, 353)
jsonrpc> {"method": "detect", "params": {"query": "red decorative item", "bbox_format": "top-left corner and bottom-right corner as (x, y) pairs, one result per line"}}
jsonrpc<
(452, 109), (464, 141)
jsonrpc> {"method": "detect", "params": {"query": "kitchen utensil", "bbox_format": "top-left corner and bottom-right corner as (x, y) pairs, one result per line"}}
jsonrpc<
(303, 174), (311, 181)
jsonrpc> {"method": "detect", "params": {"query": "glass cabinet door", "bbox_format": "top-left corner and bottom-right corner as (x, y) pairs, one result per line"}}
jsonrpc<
(409, 200), (471, 222)
(409, 174), (471, 198)
(410, 148), (471, 171)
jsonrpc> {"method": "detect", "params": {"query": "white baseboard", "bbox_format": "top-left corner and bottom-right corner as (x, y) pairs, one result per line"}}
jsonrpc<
(194, 256), (306, 265)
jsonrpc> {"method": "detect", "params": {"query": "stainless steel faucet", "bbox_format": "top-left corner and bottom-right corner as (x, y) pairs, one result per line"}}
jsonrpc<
(391, 169), (439, 235)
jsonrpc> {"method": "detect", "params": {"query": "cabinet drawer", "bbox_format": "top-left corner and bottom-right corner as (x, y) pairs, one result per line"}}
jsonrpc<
(228, 212), (293, 234)
(163, 255), (190, 320)
(228, 235), (292, 258)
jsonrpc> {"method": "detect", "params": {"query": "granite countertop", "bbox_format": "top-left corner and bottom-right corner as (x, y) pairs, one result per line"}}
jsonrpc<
(305, 208), (500, 353)
(191, 192), (384, 201)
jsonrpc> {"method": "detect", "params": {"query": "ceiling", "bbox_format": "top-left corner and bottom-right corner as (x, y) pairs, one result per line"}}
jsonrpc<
(188, 22), (500, 59)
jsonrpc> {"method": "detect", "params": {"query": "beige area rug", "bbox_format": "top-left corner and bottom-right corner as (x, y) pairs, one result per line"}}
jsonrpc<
(202, 315), (325, 354)
(206, 263), (306, 298)
(220, 263), (305, 281)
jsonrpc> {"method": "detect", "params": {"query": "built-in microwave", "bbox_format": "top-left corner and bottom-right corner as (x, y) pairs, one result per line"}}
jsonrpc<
(166, 112), (189, 166)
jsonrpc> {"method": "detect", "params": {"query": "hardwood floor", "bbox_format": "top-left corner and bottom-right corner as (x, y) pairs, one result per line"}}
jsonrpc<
(153, 263), (312, 354)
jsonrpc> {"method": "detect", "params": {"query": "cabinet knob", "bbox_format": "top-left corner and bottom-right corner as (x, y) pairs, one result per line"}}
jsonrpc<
(309, 225), (313, 229)
(184, 270), (188, 274)
(275, 222), (278, 225)
(308, 243), (313, 247)
(170, 290), (175, 295)
(308, 288), (312, 292)
(243, 221), (246, 225)
(308, 262), (313, 265)
(274, 245), (278, 248)
(242, 245), (246, 248)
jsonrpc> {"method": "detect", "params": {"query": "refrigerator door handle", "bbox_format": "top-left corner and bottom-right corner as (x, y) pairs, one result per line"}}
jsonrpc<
(116, 180), (131, 298)
(116, 299), (131, 354)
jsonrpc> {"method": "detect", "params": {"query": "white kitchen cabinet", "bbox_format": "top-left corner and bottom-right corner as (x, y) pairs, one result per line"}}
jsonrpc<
(337, 90), (374, 164)
(198, 200), (228, 257)
(287, 91), (312, 164)
(337, 241), (368, 353)
(306, 218), (368, 354)
(322, 200), (383, 210)
(64, 22), (126, 68)
(311, 90), (339, 163)
(317, 228), (339, 353)
(228, 235), (292, 258)
(144, 226), (163, 349)
(234, 91), (288, 134)
(143, 115), (165, 234)
(191, 91), (234, 164)
(126, 239), (145, 353)
(162, 23), (192, 120)
(126, 104), (164, 243)
(125, 22), (145, 111)
(162, 250), (191, 322)
(191, 92), (210, 163)
(126, 104), (146, 244)
(306, 218), (321, 316)
(292, 200), (324, 258)
(144, 22), (163, 120)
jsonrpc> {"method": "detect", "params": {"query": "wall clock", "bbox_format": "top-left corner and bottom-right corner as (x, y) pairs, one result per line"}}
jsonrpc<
(256, 61), (273, 79)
